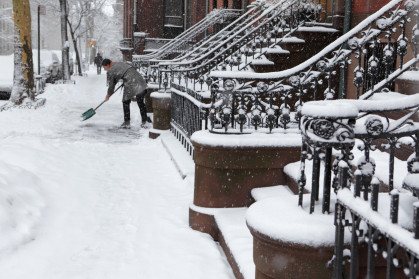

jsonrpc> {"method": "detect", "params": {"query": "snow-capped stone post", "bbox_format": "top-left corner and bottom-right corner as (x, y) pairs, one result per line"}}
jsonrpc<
(133, 32), (147, 55)
(149, 90), (171, 139)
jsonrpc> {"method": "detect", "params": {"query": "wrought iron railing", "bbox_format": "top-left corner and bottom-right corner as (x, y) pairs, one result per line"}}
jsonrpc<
(208, 0), (418, 134)
(335, 186), (419, 278)
(146, 4), (265, 69)
(299, 92), (419, 211)
(132, 8), (242, 64)
(285, 2), (419, 276)
(144, 38), (172, 53)
(170, 85), (211, 156)
(137, 2), (268, 81)
(306, 94), (419, 278)
(158, 0), (327, 91)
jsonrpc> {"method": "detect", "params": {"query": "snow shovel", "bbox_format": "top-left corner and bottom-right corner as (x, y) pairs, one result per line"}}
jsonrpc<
(81, 84), (123, 121)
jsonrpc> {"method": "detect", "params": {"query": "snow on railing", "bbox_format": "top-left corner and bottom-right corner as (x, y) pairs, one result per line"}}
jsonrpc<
(333, 168), (419, 278)
(159, 0), (324, 91)
(210, 0), (416, 81)
(206, 0), (417, 134)
(135, 7), (262, 82)
(296, 88), (419, 277)
(140, 4), (269, 83)
(132, 9), (242, 63)
(150, 7), (263, 66)
(166, 0), (329, 142)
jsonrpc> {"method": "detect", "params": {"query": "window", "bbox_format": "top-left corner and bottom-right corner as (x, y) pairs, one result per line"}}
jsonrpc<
(164, 0), (184, 38)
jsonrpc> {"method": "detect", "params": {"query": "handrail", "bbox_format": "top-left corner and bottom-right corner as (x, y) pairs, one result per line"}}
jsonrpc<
(147, 6), (263, 65)
(159, 0), (325, 94)
(140, 0), (273, 64)
(133, 9), (240, 61)
(205, 0), (417, 134)
(159, 0), (292, 68)
(210, 0), (413, 80)
(134, 9), (224, 60)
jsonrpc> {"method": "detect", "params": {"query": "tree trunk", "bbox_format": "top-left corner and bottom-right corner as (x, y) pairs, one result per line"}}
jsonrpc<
(59, 0), (70, 80)
(11, 0), (34, 104)
(67, 20), (83, 76)
(73, 39), (83, 76)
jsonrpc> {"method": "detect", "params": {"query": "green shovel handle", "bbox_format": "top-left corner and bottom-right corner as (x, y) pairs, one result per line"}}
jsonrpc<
(95, 83), (124, 111)
(94, 100), (106, 111)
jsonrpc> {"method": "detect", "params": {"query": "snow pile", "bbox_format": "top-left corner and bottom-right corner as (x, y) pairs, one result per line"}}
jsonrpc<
(0, 160), (45, 254)
(191, 130), (302, 147)
(398, 70), (419, 81)
(246, 194), (343, 247)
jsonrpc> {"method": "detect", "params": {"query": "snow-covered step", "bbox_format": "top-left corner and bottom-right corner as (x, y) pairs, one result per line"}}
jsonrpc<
(160, 131), (195, 179)
(213, 186), (295, 279)
(251, 185), (294, 201)
(215, 208), (254, 279)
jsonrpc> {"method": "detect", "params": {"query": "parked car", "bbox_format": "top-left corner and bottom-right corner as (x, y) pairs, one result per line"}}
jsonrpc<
(0, 54), (13, 100)
(35, 50), (63, 84)
(0, 50), (74, 100)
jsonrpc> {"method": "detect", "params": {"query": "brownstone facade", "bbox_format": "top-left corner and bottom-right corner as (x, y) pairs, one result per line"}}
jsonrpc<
(121, 0), (257, 57)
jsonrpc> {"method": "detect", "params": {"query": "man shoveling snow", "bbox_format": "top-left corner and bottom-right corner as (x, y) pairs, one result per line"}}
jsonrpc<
(102, 59), (152, 128)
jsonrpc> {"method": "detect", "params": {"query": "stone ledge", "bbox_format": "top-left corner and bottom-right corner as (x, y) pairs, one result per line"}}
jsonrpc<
(249, 225), (334, 279)
(191, 131), (301, 208)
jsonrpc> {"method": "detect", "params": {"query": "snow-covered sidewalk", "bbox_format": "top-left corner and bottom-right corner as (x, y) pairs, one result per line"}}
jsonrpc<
(0, 70), (234, 279)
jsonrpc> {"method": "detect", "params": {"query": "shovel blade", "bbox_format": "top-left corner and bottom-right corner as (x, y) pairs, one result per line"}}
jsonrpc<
(81, 108), (96, 121)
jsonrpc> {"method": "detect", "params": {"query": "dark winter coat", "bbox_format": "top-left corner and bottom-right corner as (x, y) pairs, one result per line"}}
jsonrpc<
(94, 55), (103, 67)
(106, 62), (147, 102)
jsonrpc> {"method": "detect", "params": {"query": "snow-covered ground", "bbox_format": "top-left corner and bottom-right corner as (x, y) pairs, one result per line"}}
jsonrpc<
(0, 69), (234, 279)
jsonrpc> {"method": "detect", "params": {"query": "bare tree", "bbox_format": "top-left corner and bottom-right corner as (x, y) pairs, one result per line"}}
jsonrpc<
(30, 0), (114, 75)
(66, 0), (106, 75)
(94, 2), (123, 61)
(10, 0), (34, 104)
(59, 0), (71, 80)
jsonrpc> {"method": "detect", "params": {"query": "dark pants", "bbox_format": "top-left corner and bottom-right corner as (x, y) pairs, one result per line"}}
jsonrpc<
(97, 65), (101, 74)
(123, 94), (147, 122)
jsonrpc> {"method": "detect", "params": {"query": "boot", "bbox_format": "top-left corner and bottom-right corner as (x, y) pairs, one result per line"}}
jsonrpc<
(141, 121), (149, 129)
(120, 120), (130, 129)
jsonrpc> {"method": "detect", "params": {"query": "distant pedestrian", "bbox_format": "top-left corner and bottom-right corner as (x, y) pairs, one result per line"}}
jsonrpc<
(94, 53), (103, 75)
(102, 58), (152, 128)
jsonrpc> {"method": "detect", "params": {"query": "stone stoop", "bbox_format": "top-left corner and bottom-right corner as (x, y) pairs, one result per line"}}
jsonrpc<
(190, 186), (295, 279)
(160, 131), (195, 179)
(250, 27), (340, 73)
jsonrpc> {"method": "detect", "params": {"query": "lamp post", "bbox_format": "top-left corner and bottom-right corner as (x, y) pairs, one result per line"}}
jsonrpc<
(37, 5), (46, 75)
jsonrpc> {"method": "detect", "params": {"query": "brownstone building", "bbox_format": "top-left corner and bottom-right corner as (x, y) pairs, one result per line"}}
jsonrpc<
(120, 0), (395, 60)
(120, 0), (255, 59)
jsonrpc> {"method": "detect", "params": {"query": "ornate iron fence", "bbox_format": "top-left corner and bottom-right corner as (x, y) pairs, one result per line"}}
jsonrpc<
(297, 86), (419, 278)
(334, 170), (419, 279)
(170, 85), (211, 156)
(132, 8), (242, 67)
(208, 0), (418, 134)
(159, 0), (327, 91)
(333, 109), (419, 278)
(137, 3), (267, 82)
